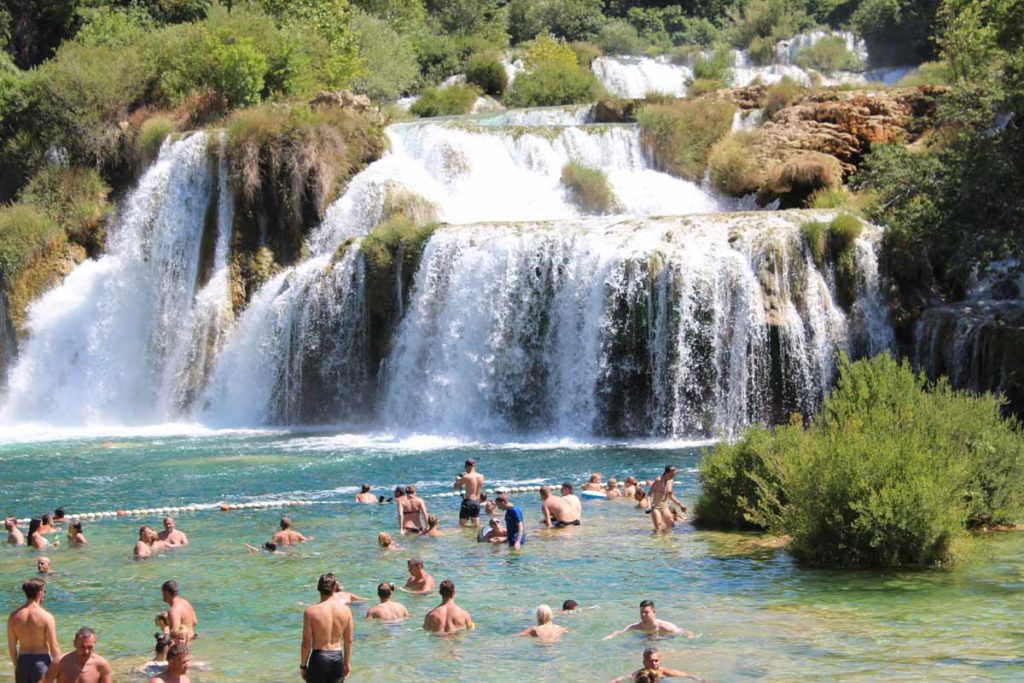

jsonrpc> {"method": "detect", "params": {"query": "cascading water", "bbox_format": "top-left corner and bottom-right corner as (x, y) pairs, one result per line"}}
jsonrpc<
(0, 133), (230, 425)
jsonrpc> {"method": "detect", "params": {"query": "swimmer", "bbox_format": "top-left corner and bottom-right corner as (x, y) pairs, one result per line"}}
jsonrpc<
(67, 521), (87, 546)
(516, 604), (568, 641)
(476, 517), (506, 543)
(539, 486), (580, 529)
(41, 626), (112, 683)
(134, 526), (166, 559)
(365, 582), (410, 622)
(155, 612), (170, 635)
(634, 488), (648, 509)
(423, 580), (474, 634)
(377, 532), (403, 550)
(300, 573), (352, 683)
(623, 477), (638, 498)
(355, 484), (377, 504)
(647, 466), (686, 533)
(606, 478), (622, 500)
(7, 578), (61, 683)
(582, 473), (604, 492)
(453, 458), (484, 527)
(139, 632), (171, 677)
(483, 499), (498, 517)
(561, 599), (578, 614)
(420, 514), (444, 537)
(37, 557), (52, 575)
(37, 515), (55, 535)
(560, 483), (582, 521)
(161, 581), (198, 643)
(603, 600), (696, 640)
(244, 542), (279, 553)
(398, 485), (428, 535)
(157, 518), (188, 547)
(28, 518), (55, 550)
(6, 517), (25, 545)
(496, 493), (525, 550)
(608, 647), (710, 683)
(52, 508), (66, 525)
(399, 558), (435, 595)
(332, 580), (369, 606)
(272, 517), (311, 546)
(148, 642), (191, 683)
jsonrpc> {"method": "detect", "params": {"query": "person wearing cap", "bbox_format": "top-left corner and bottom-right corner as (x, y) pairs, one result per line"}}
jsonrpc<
(365, 582), (409, 622)
(496, 493), (525, 550)
(453, 459), (485, 527)
(301, 573), (353, 682)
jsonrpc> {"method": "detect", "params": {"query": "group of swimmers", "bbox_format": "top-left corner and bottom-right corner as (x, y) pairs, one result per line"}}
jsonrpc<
(5, 510), (88, 552)
(5, 462), (701, 682)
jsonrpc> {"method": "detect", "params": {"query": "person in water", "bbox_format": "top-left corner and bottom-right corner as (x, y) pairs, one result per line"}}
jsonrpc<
(606, 478), (622, 499)
(453, 458), (485, 527)
(622, 476), (639, 498)
(582, 473), (604, 492)
(272, 517), (311, 546)
(66, 521), (87, 546)
(647, 466), (686, 533)
(397, 485), (428, 535)
(7, 578), (61, 683)
(608, 647), (709, 683)
(244, 542), (279, 553)
(140, 631), (171, 676)
(377, 532), (402, 551)
(40, 626), (112, 683)
(423, 580), (474, 634)
(300, 573), (353, 683)
(420, 514), (443, 537)
(476, 517), (506, 543)
(51, 509), (65, 526)
(148, 642), (191, 683)
(560, 483), (583, 521)
(332, 580), (369, 606)
(516, 604), (568, 641)
(365, 582), (409, 622)
(353, 484), (374, 503)
(134, 526), (166, 559)
(603, 600), (695, 640)
(539, 486), (580, 528)
(27, 519), (55, 550)
(161, 581), (198, 643)
(496, 493), (525, 549)
(400, 558), (435, 595)
(6, 517), (25, 545)
(561, 599), (578, 613)
(36, 557), (52, 575)
(157, 518), (188, 547)
(37, 516), (55, 536)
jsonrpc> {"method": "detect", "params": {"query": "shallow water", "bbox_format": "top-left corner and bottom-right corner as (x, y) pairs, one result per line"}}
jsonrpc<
(2, 431), (1023, 682)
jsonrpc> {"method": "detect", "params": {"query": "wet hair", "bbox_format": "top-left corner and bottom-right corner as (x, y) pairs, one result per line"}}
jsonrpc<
(561, 482), (573, 493)
(69, 521), (83, 534)
(53, 508), (65, 519)
(41, 514), (52, 525)
(162, 580), (179, 597)
(664, 465), (676, 474)
(562, 599), (578, 611)
(635, 668), (662, 683)
(28, 518), (41, 536)
(139, 525), (154, 538)
(643, 647), (660, 659)
(465, 459), (475, 468)
(154, 632), (171, 656)
(377, 582), (395, 599)
(75, 626), (96, 641)
(625, 476), (637, 485)
(536, 604), (553, 624)
(404, 485), (416, 495)
(23, 578), (45, 599)
(377, 532), (393, 548)
(426, 514), (438, 529)
(408, 557), (424, 569)
(279, 517), (291, 530)
(263, 542), (277, 552)
(317, 573), (338, 596)
(589, 473), (600, 482)
(360, 484), (371, 493)
(640, 599), (655, 610)
(479, 493), (488, 502)
(393, 486), (404, 497)
(377, 495), (386, 504)
(3, 517), (14, 529)
(439, 580), (455, 598)
(167, 643), (188, 661)
(608, 477), (618, 486)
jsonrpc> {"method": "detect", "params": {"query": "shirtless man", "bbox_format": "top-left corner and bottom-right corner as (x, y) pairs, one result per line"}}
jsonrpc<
(609, 647), (709, 683)
(135, 526), (167, 558)
(516, 604), (568, 642)
(539, 486), (580, 528)
(365, 583), (409, 622)
(272, 517), (311, 546)
(148, 642), (191, 683)
(397, 485), (427, 535)
(648, 466), (686, 532)
(622, 477), (639, 499)
(560, 483), (583, 521)
(400, 558), (435, 595)
(6, 517), (25, 546)
(606, 478), (622, 499)
(355, 485), (376, 504)
(423, 581), (474, 634)
(37, 516), (55, 536)
(453, 459), (485, 527)
(41, 627), (111, 683)
(300, 573), (353, 683)
(157, 518), (188, 547)
(6, 578), (61, 683)
(161, 581), (198, 643)
(476, 517), (506, 543)
(582, 473), (604, 492)
(603, 600), (696, 640)
(36, 557), (52, 575)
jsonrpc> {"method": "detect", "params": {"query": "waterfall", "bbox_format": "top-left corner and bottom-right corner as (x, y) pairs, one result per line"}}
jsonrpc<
(0, 133), (229, 426)
(592, 56), (691, 98)
(381, 214), (891, 438)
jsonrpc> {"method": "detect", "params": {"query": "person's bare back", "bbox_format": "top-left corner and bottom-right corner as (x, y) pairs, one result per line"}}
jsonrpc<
(423, 580), (473, 635)
(366, 584), (409, 623)
(301, 573), (353, 682)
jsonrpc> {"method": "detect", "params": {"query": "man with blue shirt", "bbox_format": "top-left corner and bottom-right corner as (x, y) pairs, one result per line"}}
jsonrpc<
(496, 492), (525, 550)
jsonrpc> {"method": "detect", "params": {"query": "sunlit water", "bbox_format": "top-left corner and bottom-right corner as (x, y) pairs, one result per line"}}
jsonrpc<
(2, 433), (1023, 682)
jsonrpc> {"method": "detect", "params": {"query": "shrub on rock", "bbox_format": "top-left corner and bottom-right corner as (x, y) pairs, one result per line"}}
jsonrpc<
(636, 98), (736, 181)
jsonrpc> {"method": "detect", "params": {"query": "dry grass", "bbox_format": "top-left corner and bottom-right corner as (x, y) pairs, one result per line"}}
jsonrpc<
(561, 162), (619, 214)
(637, 99), (736, 181)
(708, 132), (763, 197)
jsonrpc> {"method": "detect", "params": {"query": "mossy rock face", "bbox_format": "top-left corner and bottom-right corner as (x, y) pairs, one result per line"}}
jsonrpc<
(0, 287), (17, 382)
(228, 246), (280, 312)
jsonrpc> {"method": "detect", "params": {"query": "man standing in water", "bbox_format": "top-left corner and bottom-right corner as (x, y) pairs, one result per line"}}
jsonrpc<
(603, 600), (695, 640)
(301, 573), (353, 682)
(399, 558), (435, 595)
(355, 485), (377, 504)
(161, 581), (198, 643)
(6, 517), (25, 545)
(539, 486), (580, 528)
(609, 647), (709, 682)
(157, 518), (189, 547)
(272, 517), (311, 546)
(453, 459), (485, 527)
(365, 583), (409, 622)
(423, 581), (474, 634)
(496, 493), (525, 550)
(41, 627), (111, 683)
(6, 578), (61, 683)
(647, 465), (686, 532)
(148, 642), (191, 683)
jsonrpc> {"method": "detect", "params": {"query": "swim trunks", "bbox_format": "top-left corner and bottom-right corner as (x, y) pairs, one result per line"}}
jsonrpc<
(553, 519), (581, 528)
(16, 653), (51, 683)
(307, 648), (345, 683)
(459, 498), (480, 520)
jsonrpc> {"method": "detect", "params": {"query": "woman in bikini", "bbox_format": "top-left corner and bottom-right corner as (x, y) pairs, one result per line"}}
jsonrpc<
(398, 485), (428, 535)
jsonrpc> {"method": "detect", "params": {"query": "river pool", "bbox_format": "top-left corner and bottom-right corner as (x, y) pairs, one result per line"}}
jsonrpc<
(2, 430), (1022, 682)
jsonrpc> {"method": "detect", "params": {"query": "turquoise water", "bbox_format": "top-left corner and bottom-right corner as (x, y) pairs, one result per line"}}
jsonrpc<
(2, 430), (1024, 682)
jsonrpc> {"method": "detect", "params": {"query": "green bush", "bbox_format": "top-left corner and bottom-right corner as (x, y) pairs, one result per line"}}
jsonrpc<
(708, 132), (763, 197)
(895, 61), (952, 87)
(725, 0), (813, 52)
(18, 167), (111, 248)
(800, 219), (829, 266)
(805, 185), (852, 210)
(136, 116), (175, 166)
(672, 16), (721, 47)
(746, 35), (777, 66)
(561, 162), (618, 214)
(410, 84), (480, 117)
(762, 76), (806, 118)
(568, 41), (603, 68)
(508, 60), (603, 107)
(508, 0), (606, 44)
(687, 78), (728, 96)
(690, 49), (734, 85)
(350, 9), (420, 101)
(636, 99), (736, 181)
(465, 54), (508, 98)
(0, 205), (63, 282)
(596, 19), (645, 55)
(794, 36), (864, 72)
(798, 213), (861, 281)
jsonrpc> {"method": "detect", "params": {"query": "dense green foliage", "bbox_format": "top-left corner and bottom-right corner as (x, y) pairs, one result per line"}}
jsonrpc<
(707, 131), (762, 196)
(350, 9), (419, 101)
(637, 98), (735, 181)
(464, 54), (508, 98)
(561, 161), (618, 214)
(410, 84), (479, 117)
(0, 205), (63, 283)
(696, 355), (1024, 567)
(18, 167), (110, 249)
(794, 35), (862, 71)
(508, 33), (603, 107)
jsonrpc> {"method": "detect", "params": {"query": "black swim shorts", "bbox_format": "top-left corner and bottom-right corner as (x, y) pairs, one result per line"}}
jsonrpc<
(307, 648), (345, 683)
(553, 519), (581, 528)
(16, 654), (51, 683)
(459, 497), (481, 520)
